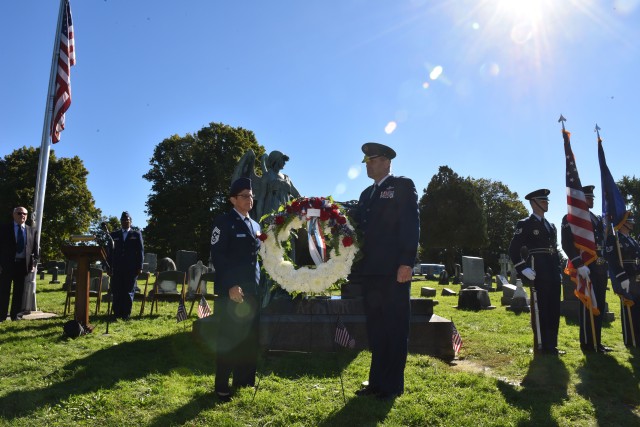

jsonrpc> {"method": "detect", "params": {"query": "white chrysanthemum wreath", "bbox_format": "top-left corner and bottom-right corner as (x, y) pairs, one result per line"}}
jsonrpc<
(258, 197), (359, 294)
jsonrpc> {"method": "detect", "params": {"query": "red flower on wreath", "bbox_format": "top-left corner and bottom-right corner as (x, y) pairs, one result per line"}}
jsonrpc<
(342, 236), (353, 247)
(337, 216), (347, 225)
(258, 233), (268, 242)
(275, 216), (285, 225)
(319, 210), (330, 221)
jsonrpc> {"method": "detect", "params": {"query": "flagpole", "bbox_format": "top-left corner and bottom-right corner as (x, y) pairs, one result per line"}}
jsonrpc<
(27, 0), (67, 312)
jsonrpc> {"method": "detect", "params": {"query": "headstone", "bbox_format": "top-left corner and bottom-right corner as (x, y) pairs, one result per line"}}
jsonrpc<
(456, 286), (494, 310)
(496, 275), (509, 292)
(187, 261), (209, 297)
(420, 287), (436, 298)
(506, 279), (530, 312)
(441, 288), (457, 296)
(438, 269), (450, 285)
(176, 250), (198, 274)
(483, 273), (494, 291)
(461, 256), (485, 289)
(452, 263), (462, 285)
(498, 254), (511, 278)
(157, 257), (177, 273)
(501, 283), (517, 305)
(144, 252), (158, 273)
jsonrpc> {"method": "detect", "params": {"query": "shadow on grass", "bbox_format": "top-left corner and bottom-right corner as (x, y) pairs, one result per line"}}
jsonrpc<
(576, 350), (640, 426)
(0, 331), (214, 421)
(497, 355), (569, 427)
(146, 390), (220, 427)
(258, 348), (359, 379)
(317, 395), (394, 427)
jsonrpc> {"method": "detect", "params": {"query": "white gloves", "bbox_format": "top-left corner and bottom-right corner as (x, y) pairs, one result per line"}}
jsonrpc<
(522, 268), (536, 281)
(577, 266), (590, 280)
(621, 279), (630, 293)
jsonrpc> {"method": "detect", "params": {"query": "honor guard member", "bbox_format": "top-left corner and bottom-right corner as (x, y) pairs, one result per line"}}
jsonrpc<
(210, 177), (262, 402)
(351, 142), (420, 400)
(107, 211), (144, 321)
(605, 212), (640, 347)
(561, 185), (611, 352)
(509, 189), (563, 355)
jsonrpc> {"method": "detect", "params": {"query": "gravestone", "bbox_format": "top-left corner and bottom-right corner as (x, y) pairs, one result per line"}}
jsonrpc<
(456, 286), (494, 310)
(421, 287), (436, 298)
(187, 261), (209, 297)
(506, 279), (530, 313)
(441, 288), (457, 296)
(501, 283), (517, 305)
(438, 269), (449, 285)
(144, 252), (157, 273)
(461, 256), (485, 289)
(560, 269), (580, 319)
(452, 264), (462, 284)
(498, 254), (511, 278)
(496, 275), (509, 292)
(176, 250), (198, 274)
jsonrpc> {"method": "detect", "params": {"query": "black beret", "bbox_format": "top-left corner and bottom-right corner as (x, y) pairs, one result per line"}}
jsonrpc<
(361, 142), (396, 162)
(120, 211), (131, 220)
(582, 185), (595, 197)
(525, 189), (550, 201)
(230, 177), (252, 196)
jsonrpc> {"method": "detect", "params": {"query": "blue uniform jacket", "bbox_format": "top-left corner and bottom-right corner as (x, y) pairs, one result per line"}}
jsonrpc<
(351, 175), (420, 276)
(509, 214), (561, 282)
(210, 209), (261, 297)
(606, 232), (640, 297)
(107, 229), (144, 274)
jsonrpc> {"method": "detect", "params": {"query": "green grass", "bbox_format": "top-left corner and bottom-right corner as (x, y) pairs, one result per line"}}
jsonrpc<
(0, 276), (639, 426)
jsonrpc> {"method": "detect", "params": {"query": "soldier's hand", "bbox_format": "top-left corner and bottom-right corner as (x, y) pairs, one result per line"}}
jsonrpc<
(522, 268), (536, 281)
(577, 266), (590, 280)
(229, 285), (244, 303)
(397, 265), (412, 283)
(621, 279), (630, 292)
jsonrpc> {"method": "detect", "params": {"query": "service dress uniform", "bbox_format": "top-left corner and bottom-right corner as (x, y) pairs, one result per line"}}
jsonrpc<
(107, 212), (144, 320)
(560, 186), (609, 351)
(509, 190), (562, 354)
(351, 142), (420, 398)
(210, 206), (261, 395)
(605, 224), (640, 347)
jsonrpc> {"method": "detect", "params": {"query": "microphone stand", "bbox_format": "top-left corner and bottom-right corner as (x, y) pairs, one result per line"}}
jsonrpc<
(100, 223), (115, 335)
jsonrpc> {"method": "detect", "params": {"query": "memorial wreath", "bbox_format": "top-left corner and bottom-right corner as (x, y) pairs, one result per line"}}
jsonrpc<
(258, 197), (359, 294)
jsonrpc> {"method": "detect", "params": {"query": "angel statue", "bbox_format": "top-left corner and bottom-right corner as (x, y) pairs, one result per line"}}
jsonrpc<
(232, 149), (300, 221)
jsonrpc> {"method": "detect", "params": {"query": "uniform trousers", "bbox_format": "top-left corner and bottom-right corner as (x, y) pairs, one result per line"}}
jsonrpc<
(0, 259), (27, 320)
(214, 294), (260, 394)
(530, 255), (561, 352)
(362, 275), (410, 396)
(620, 295), (640, 347)
(110, 270), (137, 319)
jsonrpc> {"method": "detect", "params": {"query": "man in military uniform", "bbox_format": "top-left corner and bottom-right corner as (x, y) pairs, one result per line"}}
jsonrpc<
(605, 213), (640, 347)
(210, 177), (262, 402)
(561, 185), (611, 352)
(509, 189), (563, 355)
(107, 211), (144, 321)
(351, 142), (420, 400)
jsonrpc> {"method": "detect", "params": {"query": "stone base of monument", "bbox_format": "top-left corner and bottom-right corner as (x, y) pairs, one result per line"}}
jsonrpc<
(420, 287), (436, 298)
(441, 288), (457, 296)
(456, 286), (496, 310)
(506, 297), (530, 313)
(192, 297), (456, 361)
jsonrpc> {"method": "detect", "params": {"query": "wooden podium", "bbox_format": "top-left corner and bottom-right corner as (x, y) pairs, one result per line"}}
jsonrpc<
(61, 245), (107, 328)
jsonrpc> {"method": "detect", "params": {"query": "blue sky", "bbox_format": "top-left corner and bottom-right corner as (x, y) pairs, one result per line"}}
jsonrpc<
(2, 0), (640, 234)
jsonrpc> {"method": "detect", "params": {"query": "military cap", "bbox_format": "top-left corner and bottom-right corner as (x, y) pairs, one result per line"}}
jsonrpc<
(525, 189), (550, 201)
(120, 211), (131, 220)
(361, 142), (396, 163)
(230, 177), (252, 196)
(582, 185), (595, 197)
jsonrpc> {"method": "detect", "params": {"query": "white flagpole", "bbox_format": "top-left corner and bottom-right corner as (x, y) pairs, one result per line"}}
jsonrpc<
(26, 0), (67, 312)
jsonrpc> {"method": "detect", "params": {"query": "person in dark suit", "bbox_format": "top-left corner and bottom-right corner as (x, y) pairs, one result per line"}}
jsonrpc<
(106, 211), (144, 320)
(0, 207), (39, 321)
(561, 185), (611, 352)
(351, 142), (420, 400)
(509, 189), (563, 355)
(605, 213), (640, 347)
(210, 177), (262, 402)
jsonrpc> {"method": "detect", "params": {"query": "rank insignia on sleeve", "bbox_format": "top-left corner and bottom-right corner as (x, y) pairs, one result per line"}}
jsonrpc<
(211, 227), (221, 245)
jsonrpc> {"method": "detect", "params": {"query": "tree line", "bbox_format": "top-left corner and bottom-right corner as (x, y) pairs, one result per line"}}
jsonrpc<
(2, 122), (639, 273)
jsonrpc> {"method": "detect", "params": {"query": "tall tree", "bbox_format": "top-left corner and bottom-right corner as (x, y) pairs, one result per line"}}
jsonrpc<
(472, 178), (529, 270)
(0, 147), (100, 261)
(143, 122), (265, 261)
(617, 175), (640, 235)
(419, 166), (488, 270)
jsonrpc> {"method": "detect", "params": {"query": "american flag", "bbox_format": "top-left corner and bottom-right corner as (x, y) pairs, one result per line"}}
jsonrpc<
(334, 317), (355, 349)
(198, 295), (211, 318)
(563, 128), (600, 315)
(452, 322), (462, 355)
(176, 297), (187, 322)
(51, 0), (76, 144)
(598, 130), (629, 232)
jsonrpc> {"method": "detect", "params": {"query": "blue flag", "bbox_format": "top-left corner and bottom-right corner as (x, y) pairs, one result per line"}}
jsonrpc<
(598, 135), (628, 232)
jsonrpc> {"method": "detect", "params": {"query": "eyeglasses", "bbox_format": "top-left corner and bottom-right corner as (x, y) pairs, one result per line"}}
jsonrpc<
(15, 211), (27, 216)
(234, 194), (254, 199)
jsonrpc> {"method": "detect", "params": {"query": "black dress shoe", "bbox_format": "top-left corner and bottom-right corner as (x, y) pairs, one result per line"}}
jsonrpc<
(355, 386), (379, 397)
(216, 392), (232, 403)
(598, 345), (613, 353)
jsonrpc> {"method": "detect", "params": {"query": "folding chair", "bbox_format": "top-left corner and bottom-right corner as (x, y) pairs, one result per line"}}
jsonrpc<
(148, 270), (187, 315)
(135, 271), (151, 316)
(188, 271), (216, 316)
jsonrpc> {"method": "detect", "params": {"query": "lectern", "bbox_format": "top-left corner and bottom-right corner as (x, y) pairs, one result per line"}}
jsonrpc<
(61, 245), (107, 329)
